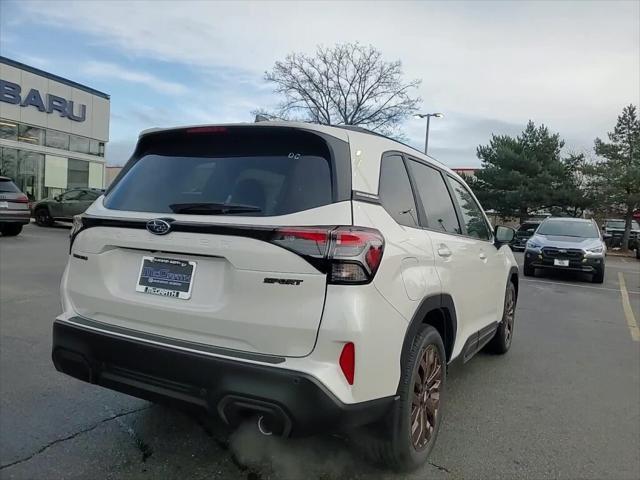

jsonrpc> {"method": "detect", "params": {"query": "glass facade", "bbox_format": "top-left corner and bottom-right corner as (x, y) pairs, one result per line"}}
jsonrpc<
(0, 119), (105, 157)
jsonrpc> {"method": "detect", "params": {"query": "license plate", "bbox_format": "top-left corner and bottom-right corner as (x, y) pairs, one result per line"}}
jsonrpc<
(136, 256), (196, 300)
(554, 259), (569, 267)
(0, 201), (8, 209)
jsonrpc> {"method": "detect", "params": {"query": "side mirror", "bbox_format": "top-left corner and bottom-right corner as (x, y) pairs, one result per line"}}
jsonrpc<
(495, 225), (516, 244)
(54, 195), (61, 202)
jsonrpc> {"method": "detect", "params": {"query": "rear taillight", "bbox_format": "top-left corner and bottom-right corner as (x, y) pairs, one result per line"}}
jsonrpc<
(14, 194), (29, 203)
(271, 226), (384, 284)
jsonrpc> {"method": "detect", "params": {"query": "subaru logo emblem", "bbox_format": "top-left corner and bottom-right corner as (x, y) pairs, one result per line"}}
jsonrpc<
(146, 219), (171, 235)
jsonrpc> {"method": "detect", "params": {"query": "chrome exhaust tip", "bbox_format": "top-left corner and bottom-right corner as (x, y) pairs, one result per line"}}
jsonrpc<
(257, 415), (273, 436)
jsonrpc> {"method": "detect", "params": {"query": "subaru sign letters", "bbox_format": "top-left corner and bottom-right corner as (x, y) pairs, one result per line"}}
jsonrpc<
(0, 79), (87, 122)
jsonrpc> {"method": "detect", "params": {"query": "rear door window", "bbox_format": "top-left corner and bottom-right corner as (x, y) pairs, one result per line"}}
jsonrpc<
(378, 154), (418, 227)
(105, 128), (336, 216)
(406, 160), (461, 235)
(447, 176), (492, 240)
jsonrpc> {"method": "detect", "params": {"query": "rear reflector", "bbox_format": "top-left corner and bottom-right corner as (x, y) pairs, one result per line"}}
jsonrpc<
(339, 342), (355, 385)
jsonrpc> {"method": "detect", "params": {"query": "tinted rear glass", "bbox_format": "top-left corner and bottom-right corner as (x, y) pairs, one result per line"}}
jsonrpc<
(0, 179), (20, 193)
(105, 128), (335, 216)
(537, 220), (598, 238)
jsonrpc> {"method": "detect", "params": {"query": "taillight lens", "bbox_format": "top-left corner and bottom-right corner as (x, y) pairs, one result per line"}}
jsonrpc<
(272, 227), (331, 258)
(328, 227), (384, 284)
(14, 194), (29, 203)
(271, 226), (384, 284)
(339, 342), (355, 385)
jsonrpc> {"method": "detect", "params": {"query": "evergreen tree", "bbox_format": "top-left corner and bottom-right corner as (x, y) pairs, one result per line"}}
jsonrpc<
(592, 104), (640, 250)
(472, 121), (573, 222)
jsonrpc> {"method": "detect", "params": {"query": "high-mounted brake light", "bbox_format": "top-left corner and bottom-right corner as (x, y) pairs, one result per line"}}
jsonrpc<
(185, 126), (228, 134)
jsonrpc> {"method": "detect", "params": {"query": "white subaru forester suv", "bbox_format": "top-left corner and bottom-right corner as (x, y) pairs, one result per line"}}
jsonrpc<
(53, 122), (519, 471)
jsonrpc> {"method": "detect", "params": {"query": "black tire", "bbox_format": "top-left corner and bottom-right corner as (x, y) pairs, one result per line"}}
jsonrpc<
(487, 282), (516, 354)
(0, 224), (23, 236)
(591, 266), (604, 284)
(34, 208), (54, 227)
(523, 262), (534, 277)
(360, 325), (446, 472)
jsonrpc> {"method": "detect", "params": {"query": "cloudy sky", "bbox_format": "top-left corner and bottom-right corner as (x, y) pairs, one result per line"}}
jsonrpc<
(1, 0), (638, 167)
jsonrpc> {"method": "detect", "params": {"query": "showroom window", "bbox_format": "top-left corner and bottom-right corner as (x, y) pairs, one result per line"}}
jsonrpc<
(0, 119), (18, 141)
(45, 130), (70, 150)
(70, 135), (91, 154)
(0, 147), (19, 179)
(17, 150), (45, 201)
(18, 124), (45, 145)
(67, 159), (89, 189)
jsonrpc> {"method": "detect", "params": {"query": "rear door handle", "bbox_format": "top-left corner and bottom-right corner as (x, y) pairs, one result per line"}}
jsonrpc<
(479, 252), (487, 260)
(437, 245), (452, 257)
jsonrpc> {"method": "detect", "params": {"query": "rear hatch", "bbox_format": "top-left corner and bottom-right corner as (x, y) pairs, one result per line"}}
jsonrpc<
(66, 125), (352, 357)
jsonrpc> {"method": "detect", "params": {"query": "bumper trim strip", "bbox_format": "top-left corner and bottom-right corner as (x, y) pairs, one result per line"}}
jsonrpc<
(60, 316), (286, 364)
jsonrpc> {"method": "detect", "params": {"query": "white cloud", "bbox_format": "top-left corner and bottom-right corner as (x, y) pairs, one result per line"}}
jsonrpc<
(13, 0), (640, 166)
(81, 61), (187, 95)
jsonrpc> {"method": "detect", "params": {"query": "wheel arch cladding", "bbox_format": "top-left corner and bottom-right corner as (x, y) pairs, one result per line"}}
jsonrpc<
(400, 294), (457, 369)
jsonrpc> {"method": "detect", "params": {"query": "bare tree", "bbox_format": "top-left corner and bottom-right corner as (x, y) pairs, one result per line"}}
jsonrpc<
(262, 43), (421, 135)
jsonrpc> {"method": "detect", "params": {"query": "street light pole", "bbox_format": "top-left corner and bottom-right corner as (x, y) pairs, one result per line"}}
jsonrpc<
(414, 112), (444, 155)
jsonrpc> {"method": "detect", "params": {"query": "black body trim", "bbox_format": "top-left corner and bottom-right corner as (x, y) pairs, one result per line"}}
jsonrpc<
(351, 190), (380, 205)
(74, 216), (335, 274)
(52, 320), (395, 436)
(400, 294), (458, 368)
(64, 316), (286, 364)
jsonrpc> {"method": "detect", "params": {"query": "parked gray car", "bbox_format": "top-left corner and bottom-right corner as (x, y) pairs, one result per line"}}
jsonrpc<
(523, 217), (606, 283)
(0, 176), (31, 236)
(32, 188), (103, 226)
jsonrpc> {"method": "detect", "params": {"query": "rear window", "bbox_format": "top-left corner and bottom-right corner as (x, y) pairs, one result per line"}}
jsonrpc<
(0, 179), (20, 193)
(105, 128), (337, 216)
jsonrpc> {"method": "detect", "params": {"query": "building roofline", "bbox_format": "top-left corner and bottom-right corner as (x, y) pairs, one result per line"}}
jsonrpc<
(0, 56), (110, 100)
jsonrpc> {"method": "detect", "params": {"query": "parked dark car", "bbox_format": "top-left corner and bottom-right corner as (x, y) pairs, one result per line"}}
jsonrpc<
(32, 188), (104, 226)
(602, 218), (640, 250)
(0, 176), (31, 236)
(510, 220), (542, 251)
(524, 217), (606, 283)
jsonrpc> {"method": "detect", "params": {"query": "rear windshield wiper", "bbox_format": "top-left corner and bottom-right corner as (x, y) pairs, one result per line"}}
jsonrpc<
(169, 202), (262, 215)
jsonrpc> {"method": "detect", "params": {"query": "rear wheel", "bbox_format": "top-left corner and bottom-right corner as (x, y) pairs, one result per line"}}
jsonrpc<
(361, 325), (445, 471)
(591, 266), (604, 284)
(0, 224), (23, 236)
(35, 208), (53, 227)
(487, 282), (516, 354)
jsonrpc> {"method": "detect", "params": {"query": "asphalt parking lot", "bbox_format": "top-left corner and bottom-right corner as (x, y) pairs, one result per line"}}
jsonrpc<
(1, 224), (639, 480)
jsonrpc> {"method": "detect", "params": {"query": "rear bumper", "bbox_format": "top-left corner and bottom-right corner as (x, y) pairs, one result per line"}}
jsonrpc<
(0, 211), (30, 224)
(52, 318), (395, 436)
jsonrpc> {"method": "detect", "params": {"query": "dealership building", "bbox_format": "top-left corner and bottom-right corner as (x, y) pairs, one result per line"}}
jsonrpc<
(0, 56), (109, 201)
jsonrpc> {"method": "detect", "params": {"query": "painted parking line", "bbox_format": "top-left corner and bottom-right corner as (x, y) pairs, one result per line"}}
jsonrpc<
(521, 278), (640, 296)
(618, 272), (640, 342)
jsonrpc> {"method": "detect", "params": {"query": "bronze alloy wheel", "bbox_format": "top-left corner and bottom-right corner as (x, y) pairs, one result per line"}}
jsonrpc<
(410, 344), (442, 450)
(504, 286), (515, 346)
